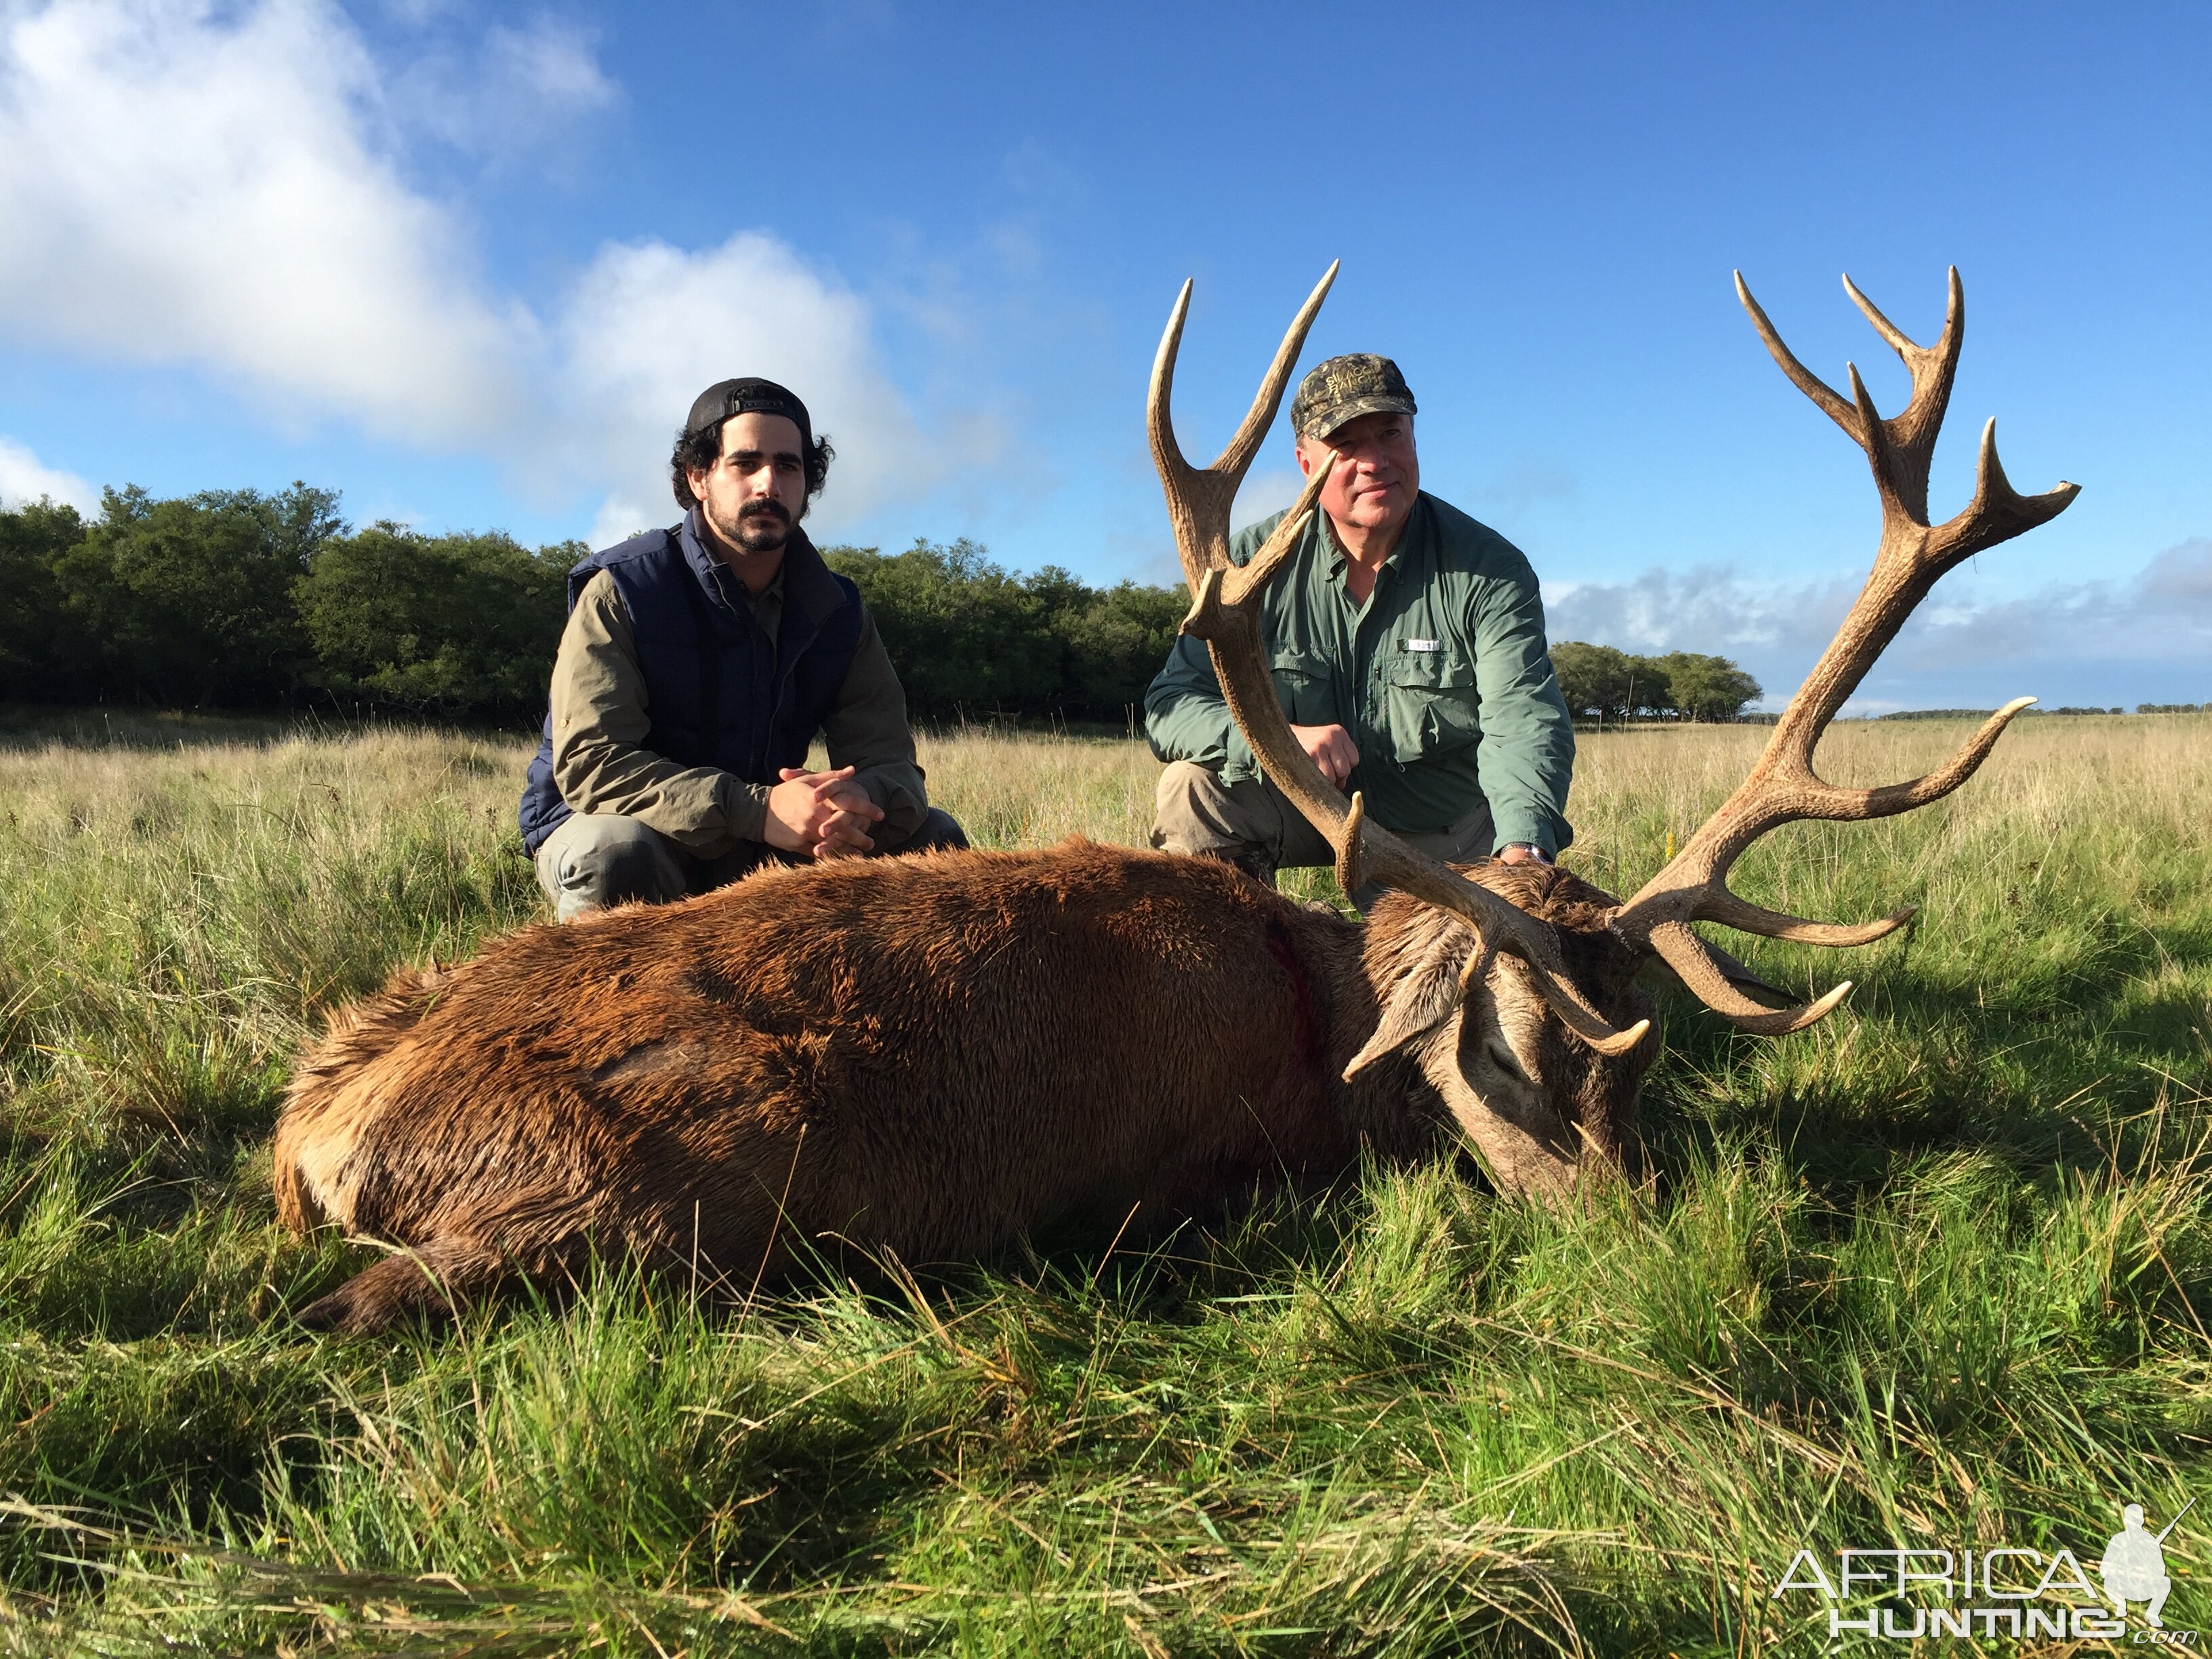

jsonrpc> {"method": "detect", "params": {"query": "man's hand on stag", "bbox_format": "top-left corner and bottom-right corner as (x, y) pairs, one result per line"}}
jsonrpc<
(764, 765), (886, 859)
(1290, 722), (1361, 790)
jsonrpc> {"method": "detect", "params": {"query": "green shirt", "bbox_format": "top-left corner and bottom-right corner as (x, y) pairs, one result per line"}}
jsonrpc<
(1143, 492), (1576, 855)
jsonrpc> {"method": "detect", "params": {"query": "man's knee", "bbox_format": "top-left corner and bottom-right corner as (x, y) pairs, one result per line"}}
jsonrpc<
(535, 814), (689, 921)
(895, 806), (968, 854)
(1151, 760), (1282, 879)
(1152, 760), (1237, 851)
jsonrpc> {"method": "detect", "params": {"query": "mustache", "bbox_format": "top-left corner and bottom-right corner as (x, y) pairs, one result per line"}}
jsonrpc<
(739, 498), (792, 525)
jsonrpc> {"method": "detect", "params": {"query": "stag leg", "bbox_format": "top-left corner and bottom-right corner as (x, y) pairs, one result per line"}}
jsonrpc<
(294, 1235), (523, 1336)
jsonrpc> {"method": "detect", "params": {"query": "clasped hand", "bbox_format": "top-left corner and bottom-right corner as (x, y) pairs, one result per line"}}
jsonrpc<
(763, 765), (885, 859)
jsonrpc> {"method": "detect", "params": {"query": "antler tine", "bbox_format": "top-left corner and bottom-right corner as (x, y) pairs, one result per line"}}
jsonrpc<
(1148, 281), (1197, 475)
(1217, 261), (1340, 485)
(1697, 887), (1917, 947)
(1647, 922), (1854, 1037)
(1842, 266), (1963, 472)
(1149, 264), (1340, 595)
(1735, 272), (1859, 443)
(1940, 419), (2083, 562)
(1148, 280), (1215, 594)
(1841, 272), (1920, 358)
(1793, 695), (2039, 822)
(1160, 272), (1650, 1061)
(1610, 269), (2078, 1038)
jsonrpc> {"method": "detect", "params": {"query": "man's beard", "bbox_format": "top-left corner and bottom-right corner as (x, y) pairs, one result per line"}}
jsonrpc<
(713, 497), (792, 554)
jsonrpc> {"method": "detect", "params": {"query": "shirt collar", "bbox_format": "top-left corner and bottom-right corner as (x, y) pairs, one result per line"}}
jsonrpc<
(680, 508), (829, 619)
(1317, 491), (1429, 586)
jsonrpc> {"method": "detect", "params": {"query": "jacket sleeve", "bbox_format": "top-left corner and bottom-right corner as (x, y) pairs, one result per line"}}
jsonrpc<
(548, 570), (769, 854)
(819, 606), (930, 846)
(1142, 632), (1259, 779)
(1143, 523), (1270, 780)
(1468, 554), (1577, 855)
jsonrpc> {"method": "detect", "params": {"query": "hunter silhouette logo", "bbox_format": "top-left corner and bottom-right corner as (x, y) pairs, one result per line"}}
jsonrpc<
(2103, 1498), (2194, 1629)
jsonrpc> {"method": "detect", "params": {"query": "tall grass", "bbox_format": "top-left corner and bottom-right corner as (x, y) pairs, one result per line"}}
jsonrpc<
(1, 708), (2208, 1654)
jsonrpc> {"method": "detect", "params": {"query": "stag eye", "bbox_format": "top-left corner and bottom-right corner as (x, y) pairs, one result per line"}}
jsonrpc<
(1483, 1038), (1528, 1082)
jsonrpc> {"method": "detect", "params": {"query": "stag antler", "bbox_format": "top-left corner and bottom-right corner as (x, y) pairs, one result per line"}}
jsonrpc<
(1606, 269), (2079, 1033)
(1149, 268), (1650, 1058)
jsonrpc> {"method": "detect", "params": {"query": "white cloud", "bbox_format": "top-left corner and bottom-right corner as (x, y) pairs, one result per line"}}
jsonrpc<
(487, 16), (613, 108)
(1547, 565), (1860, 663)
(389, 13), (618, 161)
(557, 232), (933, 548)
(1548, 539), (2212, 710)
(0, 0), (935, 545)
(0, 0), (527, 445)
(0, 435), (97, 513)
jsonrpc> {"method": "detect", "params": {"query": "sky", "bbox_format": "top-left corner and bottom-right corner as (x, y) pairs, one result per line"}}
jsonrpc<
(0, 0), (2205, 712)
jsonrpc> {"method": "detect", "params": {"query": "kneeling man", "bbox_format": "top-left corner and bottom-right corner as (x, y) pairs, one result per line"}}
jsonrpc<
(520, 378), (966, 920)
(1146, 354), (1573, 899)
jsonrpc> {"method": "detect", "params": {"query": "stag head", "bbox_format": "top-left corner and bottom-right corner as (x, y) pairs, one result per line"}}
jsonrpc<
(1148, 264), (2076, 1197)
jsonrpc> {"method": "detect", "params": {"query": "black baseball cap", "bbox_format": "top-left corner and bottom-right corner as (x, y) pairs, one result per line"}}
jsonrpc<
(684, 377), (813, 453)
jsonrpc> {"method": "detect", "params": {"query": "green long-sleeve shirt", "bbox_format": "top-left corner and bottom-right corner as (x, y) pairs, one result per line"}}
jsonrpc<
(1144, 492), (1576, 855)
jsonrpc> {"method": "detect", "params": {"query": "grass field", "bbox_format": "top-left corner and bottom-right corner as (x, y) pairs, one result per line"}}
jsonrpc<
(1, 706), (2209, 1655)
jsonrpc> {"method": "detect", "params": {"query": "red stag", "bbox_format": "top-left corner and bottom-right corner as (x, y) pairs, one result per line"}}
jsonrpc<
(272, 264), (2074, 1333)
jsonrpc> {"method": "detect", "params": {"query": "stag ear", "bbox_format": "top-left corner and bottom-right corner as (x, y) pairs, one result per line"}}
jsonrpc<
(1343, 922), (1473, 1080)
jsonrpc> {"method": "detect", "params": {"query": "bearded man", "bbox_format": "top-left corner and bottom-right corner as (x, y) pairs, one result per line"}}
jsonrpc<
(519, 378), (965, 920)
(1145, 353), (1574, 901)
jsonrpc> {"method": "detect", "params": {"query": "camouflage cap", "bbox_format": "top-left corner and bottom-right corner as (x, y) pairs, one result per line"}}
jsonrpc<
(1289, 353), (1416, 441)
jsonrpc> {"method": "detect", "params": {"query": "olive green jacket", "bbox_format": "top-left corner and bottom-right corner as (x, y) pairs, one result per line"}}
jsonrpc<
(1143, 493), (1576, 855)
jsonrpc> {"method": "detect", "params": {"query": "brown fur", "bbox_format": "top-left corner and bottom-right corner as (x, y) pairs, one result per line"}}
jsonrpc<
(273, 840), (1654, 1333)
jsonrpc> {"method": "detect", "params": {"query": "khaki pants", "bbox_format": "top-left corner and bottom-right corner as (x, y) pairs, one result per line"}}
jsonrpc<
(1149, 760), (1494, 908)
(535, 807), (968, 923)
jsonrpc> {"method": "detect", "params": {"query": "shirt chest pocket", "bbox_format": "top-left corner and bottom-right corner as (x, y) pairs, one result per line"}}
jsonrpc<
(1269, 648), (1338, 726)
(1382, 647), (1481, 762)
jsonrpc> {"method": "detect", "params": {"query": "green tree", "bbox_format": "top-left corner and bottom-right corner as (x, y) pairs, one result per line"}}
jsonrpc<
(295, 524), (577, 717)
(1656, 651), (1763, 722)
(1622, 655), (1674, 718)
(821, 542), (1192, 726)
(54, 483), (342, 705)
(825, 539), (1064, 721)
(0, 497), (84, 697)
(1549, 641), (1631, 721)
(1060, 580), (1188, 722)
(1551, 641), (1759, 723)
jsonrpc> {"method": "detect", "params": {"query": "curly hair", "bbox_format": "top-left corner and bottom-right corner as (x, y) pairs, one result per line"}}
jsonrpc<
(670, 423), (834, 512)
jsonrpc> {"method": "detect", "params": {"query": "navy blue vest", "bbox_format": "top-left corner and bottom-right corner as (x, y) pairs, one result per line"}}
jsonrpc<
(518, 512), (865, 854)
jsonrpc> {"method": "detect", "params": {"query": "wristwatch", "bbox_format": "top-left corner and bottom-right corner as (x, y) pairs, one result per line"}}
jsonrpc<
(1500, 842), (1553, 865)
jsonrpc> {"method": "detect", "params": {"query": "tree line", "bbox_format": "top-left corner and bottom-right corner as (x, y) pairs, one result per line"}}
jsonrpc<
(0, 485), (1769, 727)
(0, 487), (577, 716)
(0, 486), (1185, 725)
(1547, 640), (1763, 724)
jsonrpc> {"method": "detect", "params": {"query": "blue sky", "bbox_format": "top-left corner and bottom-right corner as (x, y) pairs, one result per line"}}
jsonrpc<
(0, 1), (2205, 710)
